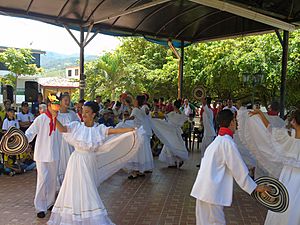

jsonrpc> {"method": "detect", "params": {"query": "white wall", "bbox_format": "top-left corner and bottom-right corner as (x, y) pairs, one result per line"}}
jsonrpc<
(65, 67), (80, 79)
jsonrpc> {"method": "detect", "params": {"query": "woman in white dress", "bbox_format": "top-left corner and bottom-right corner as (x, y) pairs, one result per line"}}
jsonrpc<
(125, 95), (154, 179)
(237, 108), (300, 225)
(151, 100), (188, 168)
(54, 93), (80, 186)
(47, 101), (141, 225)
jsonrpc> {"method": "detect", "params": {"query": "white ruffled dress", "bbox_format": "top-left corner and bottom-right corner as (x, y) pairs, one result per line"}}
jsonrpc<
(54, 110), (80, 185)
(151, 111), (188, 166)
(48, 121), (142, 225)
(126, 108), (154, 172)
(237, 110), (300, 225)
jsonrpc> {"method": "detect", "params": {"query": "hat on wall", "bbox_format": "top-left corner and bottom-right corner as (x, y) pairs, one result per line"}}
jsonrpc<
(251, 176), (289, 213)
(0, 127), (29, 155)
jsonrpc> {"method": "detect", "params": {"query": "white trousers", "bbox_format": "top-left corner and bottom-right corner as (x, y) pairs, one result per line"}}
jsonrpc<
(196, 200), (226, 225)
(35, 161), (58, 212)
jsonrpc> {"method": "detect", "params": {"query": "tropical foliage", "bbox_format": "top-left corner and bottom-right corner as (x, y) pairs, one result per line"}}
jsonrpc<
(82, 31), (300, 107)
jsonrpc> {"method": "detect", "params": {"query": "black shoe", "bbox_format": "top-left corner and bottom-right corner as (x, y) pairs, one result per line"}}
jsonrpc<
(48, 205), (54, 211)
(128, 174), (138, 180)
(196, 164), (200, 168)
(178, 161), (184, 168)
(37, 212), (45, 218)
(168, 165), (177, 168)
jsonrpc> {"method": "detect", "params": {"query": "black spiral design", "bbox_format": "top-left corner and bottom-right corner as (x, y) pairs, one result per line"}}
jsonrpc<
(0, 127), (29, 155)
(251, 176), (289, 213)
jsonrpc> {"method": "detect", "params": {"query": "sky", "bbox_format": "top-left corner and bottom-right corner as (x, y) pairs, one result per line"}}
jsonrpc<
(0, 15), (121, 55)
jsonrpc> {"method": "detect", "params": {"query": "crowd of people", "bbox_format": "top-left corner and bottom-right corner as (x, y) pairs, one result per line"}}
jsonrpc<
(0, 91), (299, 225)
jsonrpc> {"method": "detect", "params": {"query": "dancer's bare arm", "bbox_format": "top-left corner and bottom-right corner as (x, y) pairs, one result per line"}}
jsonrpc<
(108, 127), (135, 135)
(249, 109), (270, 128)
(51, 110), (68, 133)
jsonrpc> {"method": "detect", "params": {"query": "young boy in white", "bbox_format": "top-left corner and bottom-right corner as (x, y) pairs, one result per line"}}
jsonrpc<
(190, 109), (268, 225)
(25, 95), (60, 218)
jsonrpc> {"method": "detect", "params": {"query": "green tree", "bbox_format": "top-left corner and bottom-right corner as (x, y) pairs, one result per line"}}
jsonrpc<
(84, 52), (127, 100)
(0, 48), (42, 105)
(82, 32), (300, 107)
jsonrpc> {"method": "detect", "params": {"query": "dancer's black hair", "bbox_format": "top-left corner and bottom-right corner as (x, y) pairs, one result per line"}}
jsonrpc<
(216, 109), (234, 128)
(84, 101), (99, 118)
(136, 95), (145, 107)
(174, 100), (181, 109)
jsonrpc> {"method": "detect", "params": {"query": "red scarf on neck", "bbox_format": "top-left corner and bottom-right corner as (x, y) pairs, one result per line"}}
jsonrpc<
(77, 112), (83, 122)
(218, 127), (233, 138)
(45, 109), (56, 136)
(267, 111), (279, 116)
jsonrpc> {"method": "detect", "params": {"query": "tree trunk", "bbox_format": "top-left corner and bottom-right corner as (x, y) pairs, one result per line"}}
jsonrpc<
(14, 74), (18, 109)
(111, 88), (115, 100)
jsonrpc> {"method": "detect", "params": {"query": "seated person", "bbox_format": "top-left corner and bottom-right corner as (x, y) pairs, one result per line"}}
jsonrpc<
(98, 109), (115, 127)
(2, 108), (19, 132)
(3, 154), (25, 176)
(17, 101), (34, 132)
(151, 106), (165, 119)
(17, 146), (36, 172)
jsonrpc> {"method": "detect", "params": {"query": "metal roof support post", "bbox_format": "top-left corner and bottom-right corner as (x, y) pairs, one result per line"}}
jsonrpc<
(179, 40), (184, 100)
(279, 31), (289, 119)
(64, 24), (99, 99)
(168, 40), (182, 99)
(79, 27), (85, 99)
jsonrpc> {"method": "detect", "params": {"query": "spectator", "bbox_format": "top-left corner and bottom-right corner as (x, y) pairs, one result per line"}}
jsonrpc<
(158, 97), (166, 112)
(39, 104), (47, 114)
(95, 95), (104, 111)
(0, 105), (6, 136)
(165, 99), (174, 114)
(112, 101), (122, 123)
(76, 99), (85, 122)
(17, 148), (36, 172)
(32, 93), (45, 117)
(3, 155), (24, 176)
(98, 109), (115, 127)
(17, 101), (34, 132)
(180, 98), (196, 117)
(2, 108), (19, 132)
(3, 99), (12, 112)
(223, 99), (238, 115)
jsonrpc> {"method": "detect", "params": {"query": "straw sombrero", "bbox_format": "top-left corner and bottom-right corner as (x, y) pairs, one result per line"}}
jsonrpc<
(0, 127), (29, 155)
(252, 176), (289, 213)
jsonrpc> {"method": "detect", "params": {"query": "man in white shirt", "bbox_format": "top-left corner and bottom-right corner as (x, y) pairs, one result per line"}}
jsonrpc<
(17, 101), (34, 132)
(223, 99), (238, 115)
(95, 95), (104, 112)
(25, 94), (60, 218)
(199, 97), (216, 161)
(191, 109), (269, 225)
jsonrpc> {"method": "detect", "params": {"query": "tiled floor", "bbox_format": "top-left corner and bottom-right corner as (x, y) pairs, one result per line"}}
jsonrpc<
(0, 152), (267, 225)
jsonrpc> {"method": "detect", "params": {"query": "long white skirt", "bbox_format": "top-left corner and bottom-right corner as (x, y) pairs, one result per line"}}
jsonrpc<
(126, 135), (154, 172)
(264, 166), (300, 225)
(57, 136), (74, 185)
(47, 151), (115, 225)
(200, 135), (215, 156)
(48, 128), (143, 225)
(159, 146), (181, 166)
(151, 118), (188, 165)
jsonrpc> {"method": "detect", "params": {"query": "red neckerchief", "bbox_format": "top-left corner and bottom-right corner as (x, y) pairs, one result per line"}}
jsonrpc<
(218, 127), (234, 138)
(267, 111), (279, 116)
(77, 112), (83, 122)
(45, 109), (56, 136)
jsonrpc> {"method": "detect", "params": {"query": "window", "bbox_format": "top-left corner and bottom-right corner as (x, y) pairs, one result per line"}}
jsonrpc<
(68, 70), (72, 77)
(75, 69), (79, 76)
